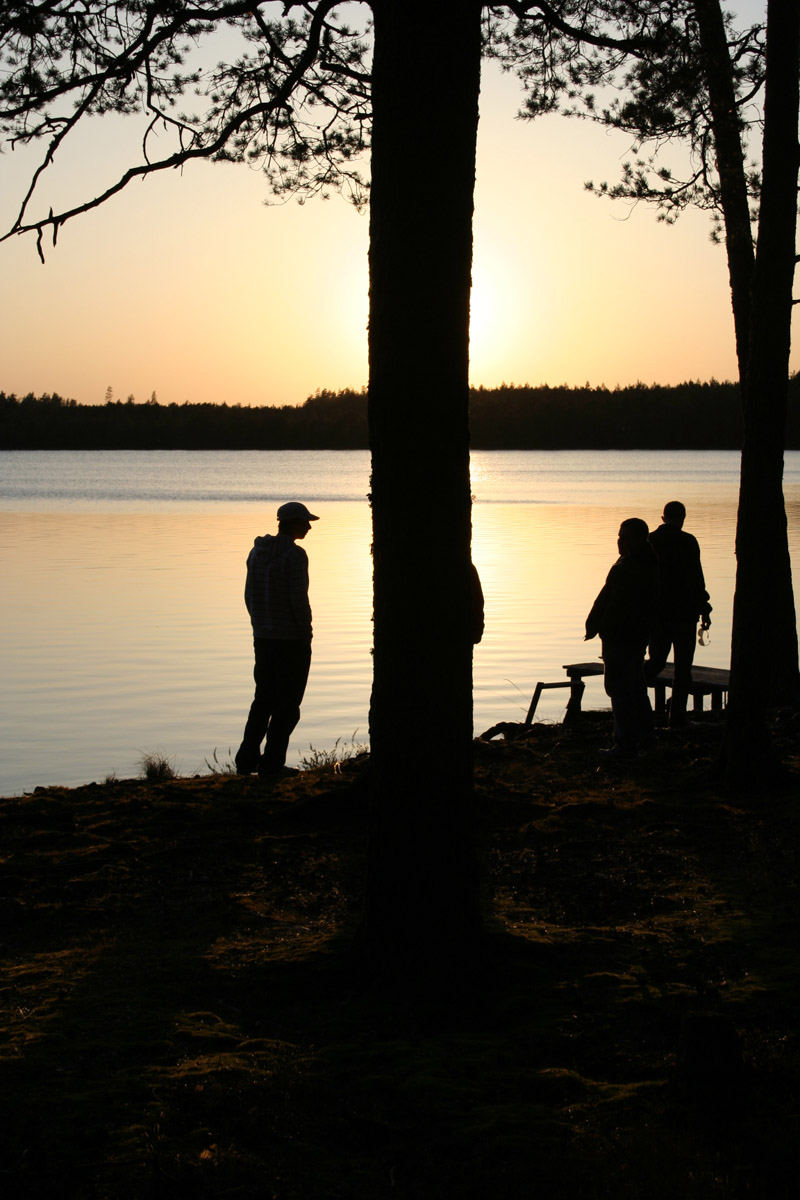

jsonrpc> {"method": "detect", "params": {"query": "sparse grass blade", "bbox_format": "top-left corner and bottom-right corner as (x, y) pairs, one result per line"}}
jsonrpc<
(137, 750), (178, 782)
(298, 729), (369, 771)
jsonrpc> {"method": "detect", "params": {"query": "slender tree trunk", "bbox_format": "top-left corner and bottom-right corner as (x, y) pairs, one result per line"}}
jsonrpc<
(692, 0), (755, 369)
(361, 0), (483, 973)
(721, 0), (800, 786)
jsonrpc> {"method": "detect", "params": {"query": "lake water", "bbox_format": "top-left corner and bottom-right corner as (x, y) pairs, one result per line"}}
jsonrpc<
(2, 449), (799, 795)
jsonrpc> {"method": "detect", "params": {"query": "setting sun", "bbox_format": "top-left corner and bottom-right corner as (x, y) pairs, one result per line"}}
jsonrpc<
(469, 253), (530, 385)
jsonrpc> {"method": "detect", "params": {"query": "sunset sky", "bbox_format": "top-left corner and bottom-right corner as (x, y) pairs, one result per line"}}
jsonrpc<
(1, 1), (789, 410)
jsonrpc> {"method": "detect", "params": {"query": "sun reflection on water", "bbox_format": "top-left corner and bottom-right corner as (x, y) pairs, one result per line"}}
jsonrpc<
(1, 449), (798, 794)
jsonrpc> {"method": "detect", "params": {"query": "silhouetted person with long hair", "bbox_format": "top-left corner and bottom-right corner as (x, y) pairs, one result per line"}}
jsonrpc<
(645, 501), (712, 728)
(585, 517), (658, 761)
(236, 501), (319, 778)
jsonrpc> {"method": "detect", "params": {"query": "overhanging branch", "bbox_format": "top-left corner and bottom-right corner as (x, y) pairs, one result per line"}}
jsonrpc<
(2, 0), (351, 255)
(505, 0), (653, 57)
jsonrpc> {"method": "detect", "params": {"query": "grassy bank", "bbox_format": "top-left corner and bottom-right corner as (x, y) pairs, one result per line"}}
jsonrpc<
(1, 713), (799, 1198)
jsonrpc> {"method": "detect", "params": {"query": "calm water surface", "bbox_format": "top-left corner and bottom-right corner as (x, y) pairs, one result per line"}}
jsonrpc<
(2, 449), (799, 795)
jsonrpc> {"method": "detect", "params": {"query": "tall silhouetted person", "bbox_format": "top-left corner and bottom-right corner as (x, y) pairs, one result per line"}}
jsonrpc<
(585, 517), (658, 761)
(645, 500), (712, 727)
(235, 501), (319, 778)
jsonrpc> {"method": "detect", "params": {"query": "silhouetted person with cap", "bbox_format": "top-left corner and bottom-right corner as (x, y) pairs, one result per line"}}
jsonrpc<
(585, 517), (658, 761)
(645, 500), (712, 727)
(235, 501), (319, 777)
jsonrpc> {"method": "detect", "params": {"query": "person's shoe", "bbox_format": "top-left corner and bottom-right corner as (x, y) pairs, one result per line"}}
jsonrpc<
(258, 763), (299, 779)
(235, 745), (260, 775)
(598, 745), (639, 763)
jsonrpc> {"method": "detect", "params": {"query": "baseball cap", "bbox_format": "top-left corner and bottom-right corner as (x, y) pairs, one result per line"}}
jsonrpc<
(277, 502), (320, 522)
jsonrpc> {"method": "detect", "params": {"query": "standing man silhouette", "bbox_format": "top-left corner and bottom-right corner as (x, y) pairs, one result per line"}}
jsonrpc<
(645, 501), (712, 727)
(235, 501), (319, 777)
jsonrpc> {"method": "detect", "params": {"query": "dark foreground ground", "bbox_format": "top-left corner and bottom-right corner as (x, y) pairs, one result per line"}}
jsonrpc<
(1, 712), (799, 1199)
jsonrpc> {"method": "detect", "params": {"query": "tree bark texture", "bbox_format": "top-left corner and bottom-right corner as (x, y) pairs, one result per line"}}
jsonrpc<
(362, 0), (483, 970)
(722, 0), (800, 785)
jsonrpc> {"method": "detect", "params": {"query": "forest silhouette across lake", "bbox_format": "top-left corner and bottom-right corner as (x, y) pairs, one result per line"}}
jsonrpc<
(3, 379), (799, 450)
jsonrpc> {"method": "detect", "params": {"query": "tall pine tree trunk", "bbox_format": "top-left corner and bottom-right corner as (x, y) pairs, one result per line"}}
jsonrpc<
(692, 0), (754, 369)
(361, 1), (483, 972)
(720, 0), (800, 786)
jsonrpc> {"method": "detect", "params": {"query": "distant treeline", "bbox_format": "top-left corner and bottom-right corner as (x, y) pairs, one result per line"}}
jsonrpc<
(2, 380), (799, 450)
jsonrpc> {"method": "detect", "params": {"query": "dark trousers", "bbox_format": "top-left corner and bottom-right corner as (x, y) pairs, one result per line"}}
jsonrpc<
(645, 621), (697, 725)
(239, 638), (311, 771)
(602, 641), (654, 754)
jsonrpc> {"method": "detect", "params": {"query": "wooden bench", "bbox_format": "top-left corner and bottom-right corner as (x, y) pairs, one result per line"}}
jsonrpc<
(525, 661), (730, 725)
(649, 664), (730, 715)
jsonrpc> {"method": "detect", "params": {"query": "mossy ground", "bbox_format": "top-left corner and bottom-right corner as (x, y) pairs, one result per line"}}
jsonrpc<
(1, 712), (799, 1198)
